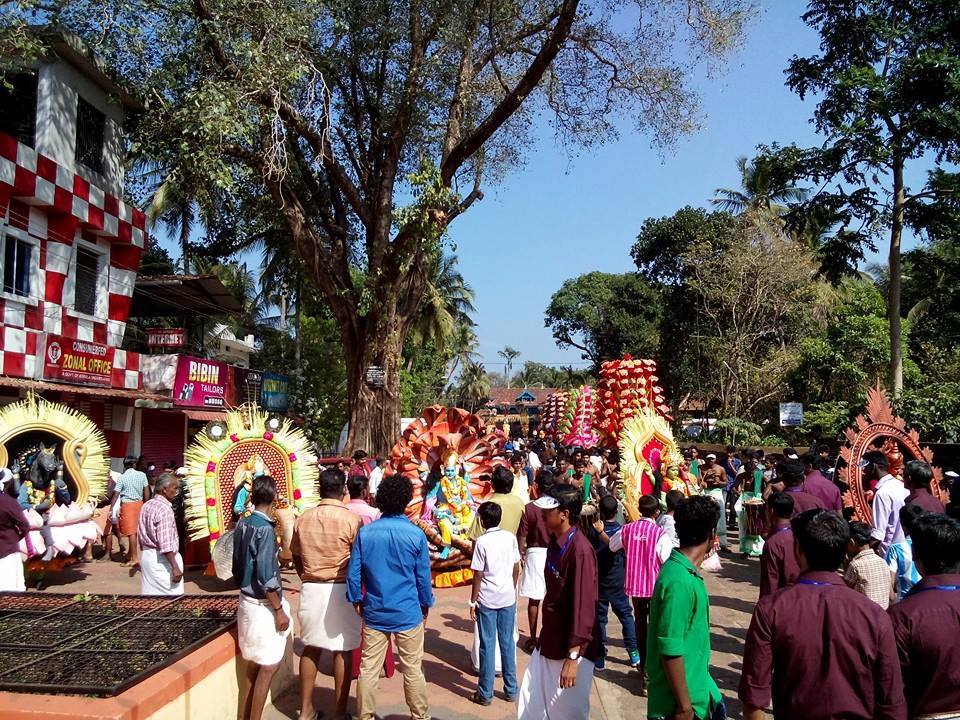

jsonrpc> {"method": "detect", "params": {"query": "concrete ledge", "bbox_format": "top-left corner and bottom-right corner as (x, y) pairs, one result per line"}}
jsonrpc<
(0, 629), (295, 720)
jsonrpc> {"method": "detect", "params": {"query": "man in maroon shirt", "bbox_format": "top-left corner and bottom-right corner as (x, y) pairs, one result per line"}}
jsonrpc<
(758, 492), (799, 598)
(903, 460), (945, 515)
(889, 513), (960, 718)
(801, 451), (842, 511)
(779, 461), (826, 515)
(518, 483), (599, 719)
(740, 509), (906, 720)
(518, 469), (555, 652)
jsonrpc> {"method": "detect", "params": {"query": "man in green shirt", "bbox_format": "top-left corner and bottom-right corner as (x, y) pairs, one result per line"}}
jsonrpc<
(468, 466), (525, 539)
(646, 495), (724, 720)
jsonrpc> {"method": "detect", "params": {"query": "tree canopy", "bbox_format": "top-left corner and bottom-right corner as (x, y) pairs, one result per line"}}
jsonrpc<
(544, 271), (661, 369)
(9, 0), (749, 454)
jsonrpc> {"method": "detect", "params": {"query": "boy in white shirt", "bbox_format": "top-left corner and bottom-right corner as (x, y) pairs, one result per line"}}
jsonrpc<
(469, 502), (522, 706)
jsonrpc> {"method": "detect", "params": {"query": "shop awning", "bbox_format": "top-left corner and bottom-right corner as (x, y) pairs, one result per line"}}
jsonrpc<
(0, 376), (167, 402)
(130, 275), (244, 317)
(182, 409), (228, 422)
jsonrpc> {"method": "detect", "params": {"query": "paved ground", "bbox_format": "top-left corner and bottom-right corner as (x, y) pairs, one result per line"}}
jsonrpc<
(20, 530), (759, 720)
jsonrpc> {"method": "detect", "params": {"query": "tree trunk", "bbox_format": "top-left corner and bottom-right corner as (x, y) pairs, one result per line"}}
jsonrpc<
(343, 309), (405, 458)
(888, 161), (906, 393)
(293, 276), (302, 373)
(180, 216), (190, 274)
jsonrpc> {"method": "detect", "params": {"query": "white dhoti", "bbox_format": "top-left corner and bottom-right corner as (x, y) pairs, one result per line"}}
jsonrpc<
(0, 552), (24, 592)
(518, 648), (594, 719)
(139, 547), (184, 596)
(518, 547), (547, 600)
(298, 581), (361, 651)
(237, 594), (292, 666)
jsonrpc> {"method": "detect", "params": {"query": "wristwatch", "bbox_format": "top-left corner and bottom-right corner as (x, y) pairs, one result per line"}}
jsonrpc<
(567, 650), (580, 660)
(468, 600), (478, 609)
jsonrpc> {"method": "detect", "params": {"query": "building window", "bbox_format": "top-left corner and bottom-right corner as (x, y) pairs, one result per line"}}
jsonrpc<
(75, 97), (105, 173)
(2, 232), (33, 298)
(0, 73), (38, 147)
(74, 245), (102, 315)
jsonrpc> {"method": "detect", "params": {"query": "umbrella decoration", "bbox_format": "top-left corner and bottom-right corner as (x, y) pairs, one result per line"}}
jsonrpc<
(561, 385), (601, 448)
(595, 355), (671, 448)
(541, 390), (570, 439)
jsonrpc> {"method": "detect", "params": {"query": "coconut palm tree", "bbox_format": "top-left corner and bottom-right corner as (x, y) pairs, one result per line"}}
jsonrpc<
(409, 253), (476, 349)
(498, 346), (521, 387)
(712, 156), (808, 228)
(456, 361), (491, 412)
(445, 323), (481, 385)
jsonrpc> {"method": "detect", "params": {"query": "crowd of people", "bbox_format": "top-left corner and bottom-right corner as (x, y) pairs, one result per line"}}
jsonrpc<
(221, 437), (960, 720)
(1, 436), (959, 720)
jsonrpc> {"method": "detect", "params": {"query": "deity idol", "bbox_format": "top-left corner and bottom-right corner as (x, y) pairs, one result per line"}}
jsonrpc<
(421, 449), (477, 558)
(663, 462), (699, 497)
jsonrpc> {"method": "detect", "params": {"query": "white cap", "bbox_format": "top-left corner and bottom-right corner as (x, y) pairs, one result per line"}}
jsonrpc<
(786, 453), (799, 460)
(706, 453), (717, 460)
(945, 470), (959, 479)
(0, 468), (11, 488)
(175, 466), (188, 477)
(533, 495), (559, 509)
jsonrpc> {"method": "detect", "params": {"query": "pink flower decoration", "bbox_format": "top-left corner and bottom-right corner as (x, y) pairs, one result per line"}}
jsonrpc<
(263, 431), (274, 441)
(230, 434), (239, 443)
(288, 453), (297, 462)
(207, 462), (217, 473)
(210, 531), (220, 541)
(293, 489), (302, 500)
(206, 498), (216, 507)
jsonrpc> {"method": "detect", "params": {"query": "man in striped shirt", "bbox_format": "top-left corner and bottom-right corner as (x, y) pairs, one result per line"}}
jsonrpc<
(609, 494), (672, 689)
(137, 472), (183, 596)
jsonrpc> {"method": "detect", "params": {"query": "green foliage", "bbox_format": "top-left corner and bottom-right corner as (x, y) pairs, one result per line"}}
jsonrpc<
(253, 314), (346, 449)
(894, 384), (960, 444)
(138, 245), (176, 276)
(712, 417), (763, 446)
(544, 271), (661, 369)
(400, 340), (447, 417)
(631, 207), (737, 286)
(803, 400), (858, 440)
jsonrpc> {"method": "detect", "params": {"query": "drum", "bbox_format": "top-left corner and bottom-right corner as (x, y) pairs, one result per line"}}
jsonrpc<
(579, 504), (598, 534)
(743, 498), (767, 539)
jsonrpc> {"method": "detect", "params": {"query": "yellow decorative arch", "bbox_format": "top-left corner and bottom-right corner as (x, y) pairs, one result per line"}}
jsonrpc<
(0, 393), (110, 503)
(618, 409), (682, 521)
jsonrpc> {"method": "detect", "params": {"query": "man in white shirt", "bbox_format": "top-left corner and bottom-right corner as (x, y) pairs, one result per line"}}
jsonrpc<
(865, 450), (909, 555)
(469, 502), (522, 706)
(368, 457), (385, 498)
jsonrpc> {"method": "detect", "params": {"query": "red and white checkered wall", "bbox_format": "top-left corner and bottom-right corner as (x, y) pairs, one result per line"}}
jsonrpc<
(0, 130), (147, 390)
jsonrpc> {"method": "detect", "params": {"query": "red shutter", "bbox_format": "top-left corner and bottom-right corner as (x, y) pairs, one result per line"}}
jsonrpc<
(139, 409), (186, 467)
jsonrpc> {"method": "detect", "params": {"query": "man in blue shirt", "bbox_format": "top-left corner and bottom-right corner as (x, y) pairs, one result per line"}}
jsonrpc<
(348, 474), (434, 720)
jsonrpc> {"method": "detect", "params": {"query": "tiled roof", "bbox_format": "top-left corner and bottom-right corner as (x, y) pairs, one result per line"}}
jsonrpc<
(486, 387), (560, 406)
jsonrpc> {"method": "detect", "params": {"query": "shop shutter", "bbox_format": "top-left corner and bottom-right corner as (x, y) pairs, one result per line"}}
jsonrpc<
(139, 409), (186, 468)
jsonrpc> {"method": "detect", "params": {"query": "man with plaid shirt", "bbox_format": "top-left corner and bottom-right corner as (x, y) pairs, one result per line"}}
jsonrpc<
(138, 472), (184, 595)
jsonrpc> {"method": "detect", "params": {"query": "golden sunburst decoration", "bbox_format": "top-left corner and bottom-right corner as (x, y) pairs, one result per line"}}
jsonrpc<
(183, 404), (319, 548)
(618, 408), (682, 521)
(0, 392), (110, 503)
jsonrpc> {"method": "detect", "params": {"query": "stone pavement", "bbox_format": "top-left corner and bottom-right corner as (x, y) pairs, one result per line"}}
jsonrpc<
(21, 531), (759, 720)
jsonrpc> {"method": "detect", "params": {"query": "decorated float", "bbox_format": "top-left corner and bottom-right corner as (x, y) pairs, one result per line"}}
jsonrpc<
(596, 356), (671, 446)
(388, 405), (507, 586)
(182, 405), (319, 563)
(0, 393), (107, 570)
(618, 408), (694, 521)
(839, 385), (949, 524)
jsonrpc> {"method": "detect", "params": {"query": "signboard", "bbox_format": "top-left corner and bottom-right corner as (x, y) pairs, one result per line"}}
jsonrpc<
(365, 365), (385, 389)
(173, 355), (228, 408)
(262, 372), (290, 412)
(779, 402), (804, 427)
(43, 335), (114, 387)
(147, 328), (186, 348)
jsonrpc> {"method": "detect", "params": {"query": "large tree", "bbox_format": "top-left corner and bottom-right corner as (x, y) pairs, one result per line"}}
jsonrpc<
(19, 0), (748, 454)
(544, 271), (662, 369)
(761, 0), (960, 393)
